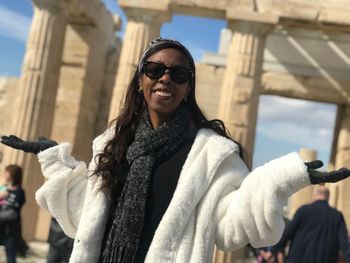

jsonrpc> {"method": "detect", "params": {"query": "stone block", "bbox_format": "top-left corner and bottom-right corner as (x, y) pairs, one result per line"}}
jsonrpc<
(226, 8), (279, 24)
(319, 7), (350, 26)
(119, 0), (170, 12)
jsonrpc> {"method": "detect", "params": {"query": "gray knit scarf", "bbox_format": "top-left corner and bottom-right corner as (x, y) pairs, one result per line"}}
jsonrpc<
(101, 105), (190, 263)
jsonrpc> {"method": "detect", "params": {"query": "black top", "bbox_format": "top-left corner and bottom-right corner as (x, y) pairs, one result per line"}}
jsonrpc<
(48, 217), (74, 249)
(134, 137), (195, 262)
(5, 187), (25, 213)
(100, 136), (195, 263)
(275, 200), (350, 263)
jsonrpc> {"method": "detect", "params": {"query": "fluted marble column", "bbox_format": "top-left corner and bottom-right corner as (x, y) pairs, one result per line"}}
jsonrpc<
(334, 104), (350, 226)
(213, 246), (244, 263)
(2, 1), (67, 240)
(217, 20), (272, 168)
(215, 12), (278, 262)
(108, 7), (171, 120)
(288, 148), (316, 218)
(49, 24), (109, 164)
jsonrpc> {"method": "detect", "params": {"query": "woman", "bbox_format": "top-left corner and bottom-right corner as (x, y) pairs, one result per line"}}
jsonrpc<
(0, 164), (25, 263)
(0, 165), (25, 222)
(1, 38), (349, 263)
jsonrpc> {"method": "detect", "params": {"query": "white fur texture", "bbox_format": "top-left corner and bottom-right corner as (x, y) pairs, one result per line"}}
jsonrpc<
(35, 128), (310, 263)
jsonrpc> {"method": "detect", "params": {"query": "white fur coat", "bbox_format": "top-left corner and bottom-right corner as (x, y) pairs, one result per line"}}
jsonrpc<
(35, 128), (310, 263)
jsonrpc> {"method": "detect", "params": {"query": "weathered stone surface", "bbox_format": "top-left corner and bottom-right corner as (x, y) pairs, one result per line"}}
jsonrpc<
(0, 78), (19, 136)
(227, 8), (279, 24)
(121, 0), (350, 26)
(261, 72), (350, 104)
(288, 148), (316, 218)
(334, 105), (350, 227)
(218, 21), (272, 168)
(0, 78), (19, 173)
(195, 63), (225, 119)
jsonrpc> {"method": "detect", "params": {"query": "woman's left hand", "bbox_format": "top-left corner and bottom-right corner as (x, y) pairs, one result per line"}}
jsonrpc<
(305, 160), (350, 184)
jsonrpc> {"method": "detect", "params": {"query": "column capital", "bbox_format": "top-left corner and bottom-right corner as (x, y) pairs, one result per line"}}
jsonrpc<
(122, 6), (171, 24)
(119, 0), (171, 24)
(32, 0), (62, 12)
(119, 0), (170, 11)
(226, 8), (279, 25)
(227, 19), (275, 36)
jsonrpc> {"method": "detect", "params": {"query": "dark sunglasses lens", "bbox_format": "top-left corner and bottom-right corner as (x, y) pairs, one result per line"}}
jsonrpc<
(144, 62), (165, 79)
(170, 67), (191, 84)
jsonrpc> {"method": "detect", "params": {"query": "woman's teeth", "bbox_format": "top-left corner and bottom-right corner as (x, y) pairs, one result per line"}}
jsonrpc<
(155, 90), (172, 97)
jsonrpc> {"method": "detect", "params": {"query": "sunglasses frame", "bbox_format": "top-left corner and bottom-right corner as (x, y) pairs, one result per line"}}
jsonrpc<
(142, 61), (193, 85)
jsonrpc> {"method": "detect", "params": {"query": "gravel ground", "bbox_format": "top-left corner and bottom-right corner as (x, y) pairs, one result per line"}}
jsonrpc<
(0, 242), (48, 263)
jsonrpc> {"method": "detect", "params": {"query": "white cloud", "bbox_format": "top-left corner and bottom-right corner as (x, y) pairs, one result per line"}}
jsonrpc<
(257, 95), (337, 151)
(258, 95), (336, 130)
(0, 4), (31, 42)
(258, 122), (333, 150)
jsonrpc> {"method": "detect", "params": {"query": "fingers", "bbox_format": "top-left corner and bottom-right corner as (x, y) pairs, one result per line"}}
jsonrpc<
(311, 167), (350, 184)
(305, 160), (324, 170)
(9, 135), (21, 140)
(0, 135), (24, 150)
(325, 168), (350, 183)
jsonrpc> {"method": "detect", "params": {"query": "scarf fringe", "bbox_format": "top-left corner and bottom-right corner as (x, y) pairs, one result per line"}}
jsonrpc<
(116, 245), (137, 263)
(103, 241), (137, 263)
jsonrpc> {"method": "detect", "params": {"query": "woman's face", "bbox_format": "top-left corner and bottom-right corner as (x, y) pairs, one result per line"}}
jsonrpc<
(3, 170), (11, 184)
(139, 48), (192, 128)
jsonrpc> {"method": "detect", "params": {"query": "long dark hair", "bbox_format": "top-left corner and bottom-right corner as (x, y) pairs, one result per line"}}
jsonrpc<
(94, 38), (245, 196)
(6, 164), (23, 187)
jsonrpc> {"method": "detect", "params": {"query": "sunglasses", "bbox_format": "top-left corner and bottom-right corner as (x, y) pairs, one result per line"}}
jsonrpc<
(142, 61), (193, 84)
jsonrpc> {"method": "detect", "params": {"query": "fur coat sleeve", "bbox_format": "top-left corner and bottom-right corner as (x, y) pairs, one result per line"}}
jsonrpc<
(35, 143), (88, 238)
(215, 152), (310, 251)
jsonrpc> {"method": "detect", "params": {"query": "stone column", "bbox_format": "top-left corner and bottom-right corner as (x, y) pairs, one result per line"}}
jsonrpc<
(334, 104), (350, 226)
(217, 11), (278, 168)
(1, 1), (67, 240)
(94, 37), (122, 137)
(108, 6), (171, 120)
(215, 11), (278, 263)
(288, 148), (316, 218)
(50, 22), (112, 163)
(93, 16), (122, 137)
(328, 106), (342, 209)
(213, 246), (244, 263)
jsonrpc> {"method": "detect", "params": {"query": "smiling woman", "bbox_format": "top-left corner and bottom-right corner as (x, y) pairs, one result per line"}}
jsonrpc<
(1, 38), (350, 263)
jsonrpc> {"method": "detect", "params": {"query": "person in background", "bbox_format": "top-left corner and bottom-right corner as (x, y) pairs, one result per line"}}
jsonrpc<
(0, 165), (26, 263)
(1, 38), (350, 263)
(46, 217), (74, 263)
(274, 185), (350, 263)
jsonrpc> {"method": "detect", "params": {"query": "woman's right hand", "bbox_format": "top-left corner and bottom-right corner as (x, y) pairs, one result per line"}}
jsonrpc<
(1, 135), (58, 154)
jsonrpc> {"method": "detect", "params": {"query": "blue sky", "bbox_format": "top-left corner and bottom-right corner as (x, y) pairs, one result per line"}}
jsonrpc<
(0, 1), (337, 168)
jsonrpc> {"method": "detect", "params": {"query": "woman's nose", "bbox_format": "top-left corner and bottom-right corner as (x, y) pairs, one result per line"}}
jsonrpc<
(159, 69), (172, 83)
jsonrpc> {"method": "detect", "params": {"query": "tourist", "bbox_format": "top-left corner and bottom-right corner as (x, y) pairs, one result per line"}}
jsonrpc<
(46, 217), (74, 263)
(1, 38), (350, 263)
(0, 165), (26, 263)
(274, 185), (350, 263)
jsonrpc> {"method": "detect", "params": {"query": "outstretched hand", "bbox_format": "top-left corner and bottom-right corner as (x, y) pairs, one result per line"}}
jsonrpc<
(305, 160), (350, 184)
(1, 135), (58, 154)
